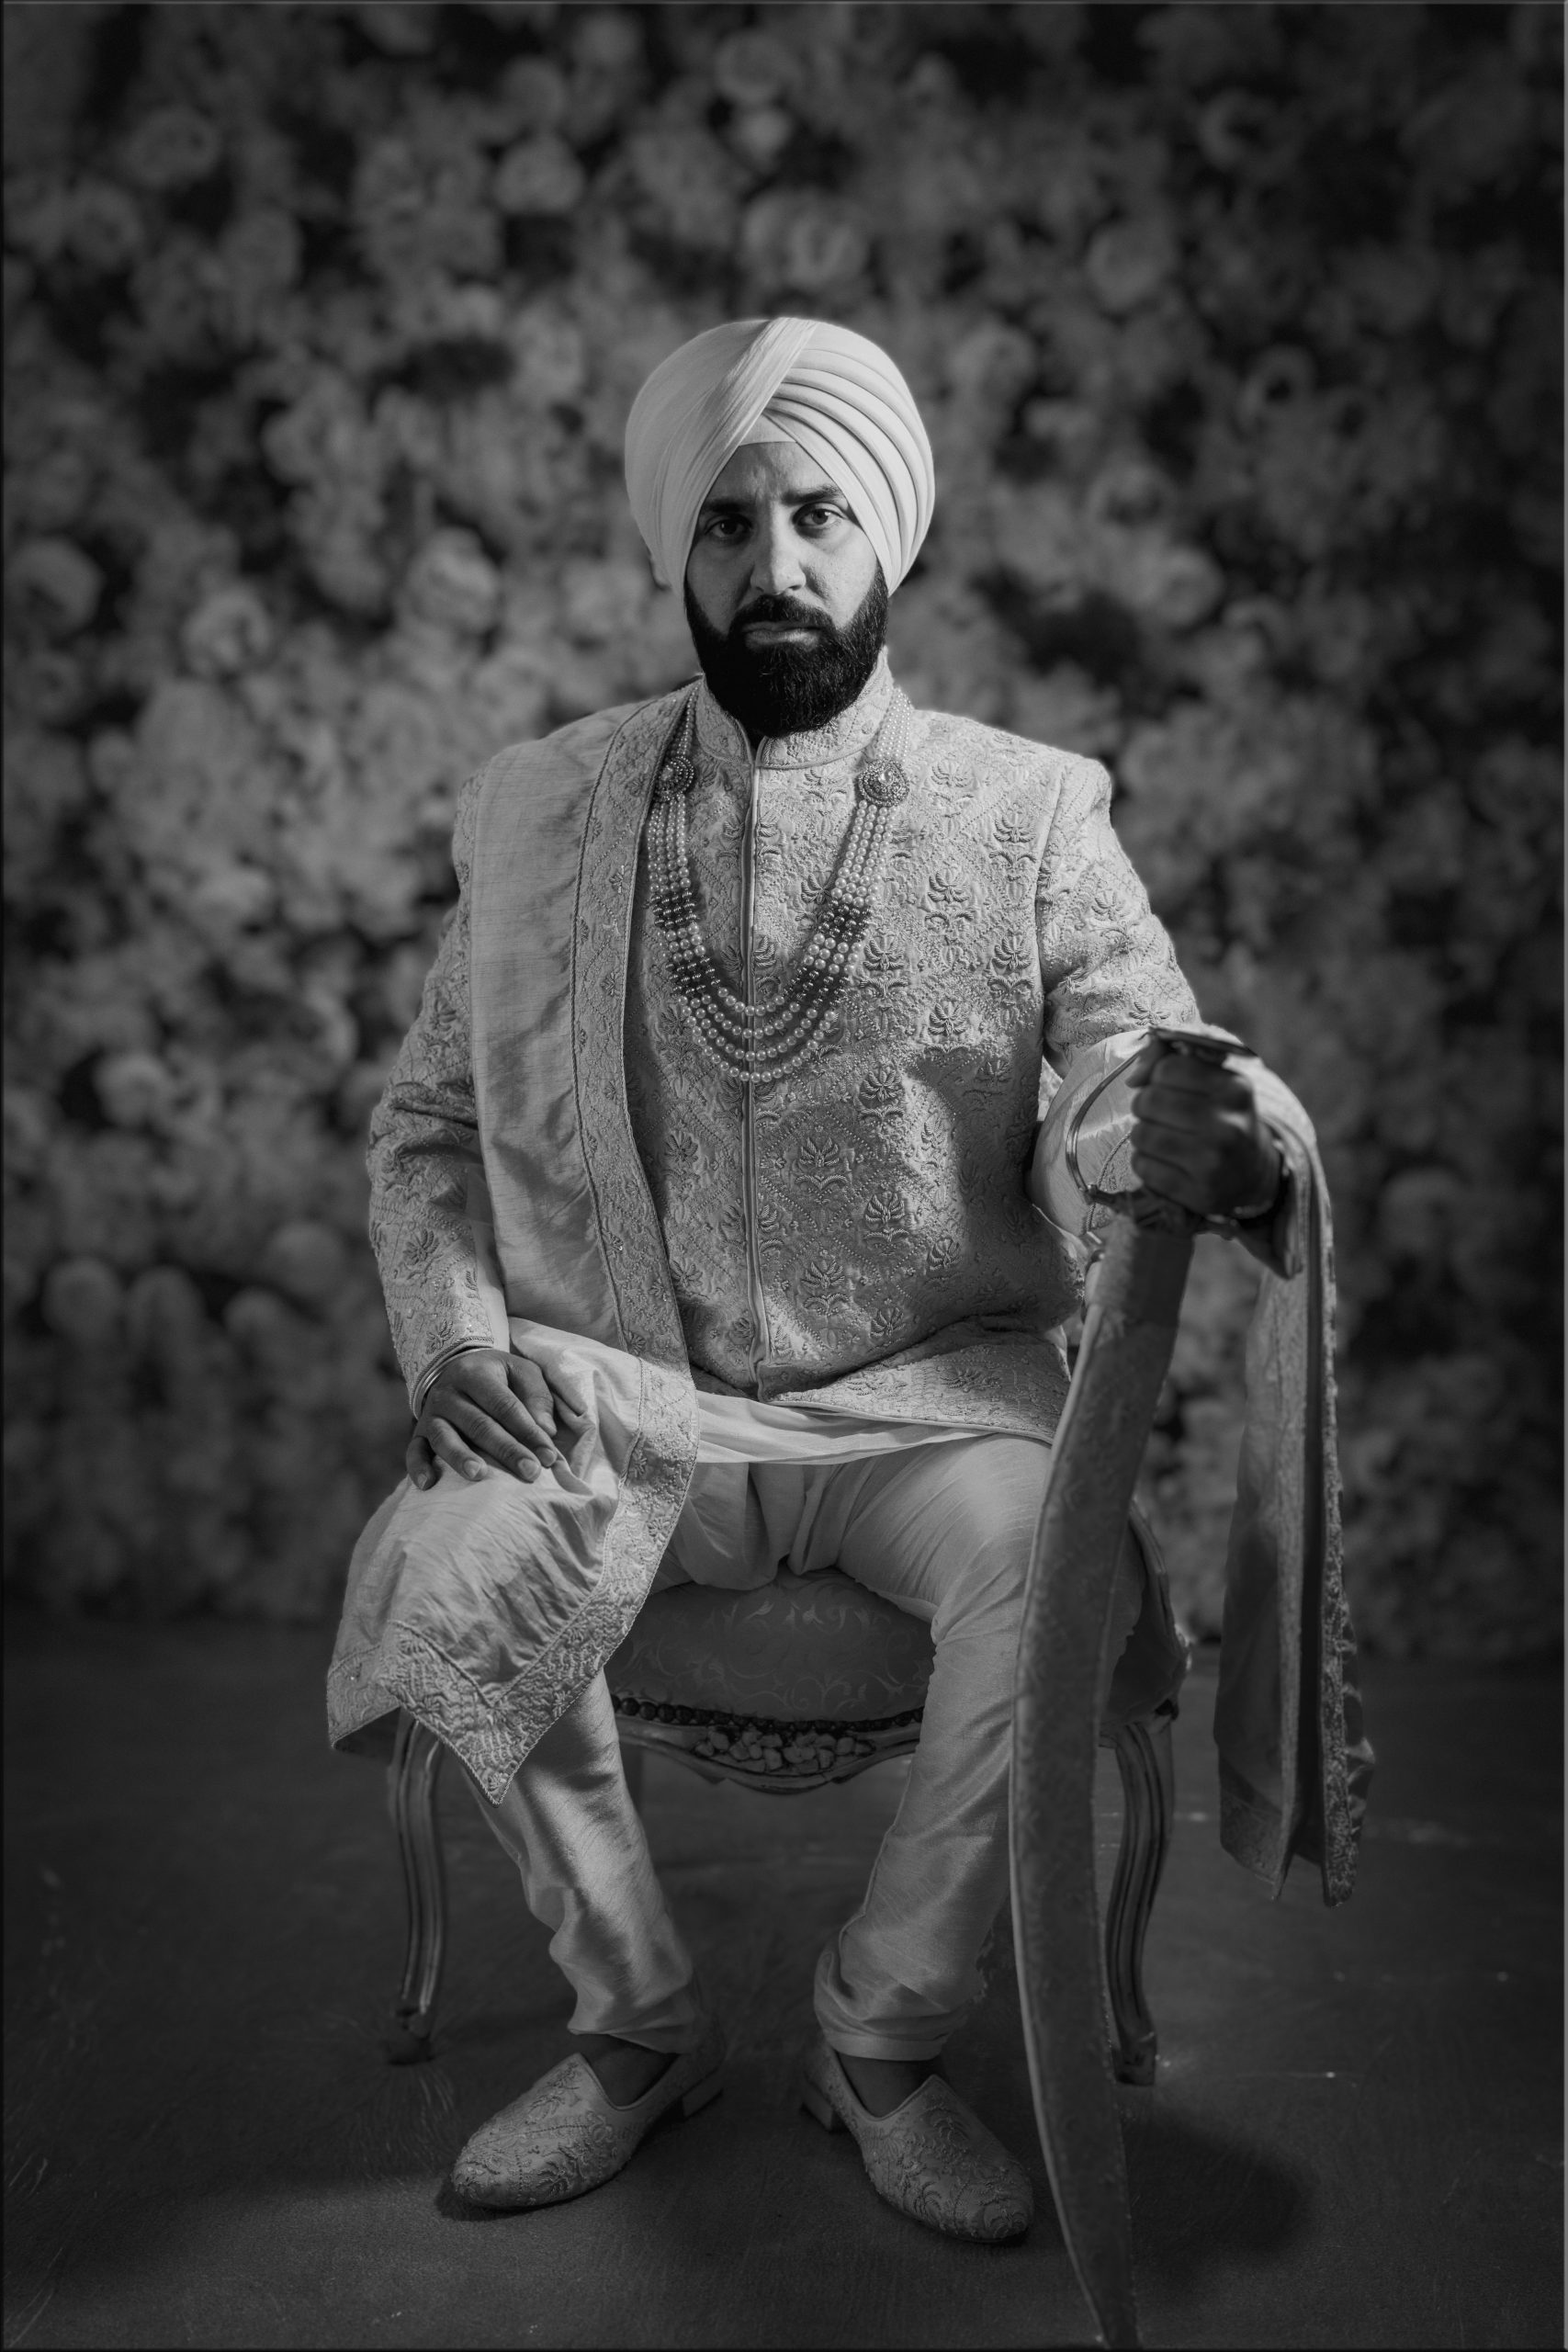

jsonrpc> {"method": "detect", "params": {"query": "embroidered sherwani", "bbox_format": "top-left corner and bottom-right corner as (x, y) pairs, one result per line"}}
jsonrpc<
(329, 654), (1365, 1906)
(367, 653), (1197, 1435)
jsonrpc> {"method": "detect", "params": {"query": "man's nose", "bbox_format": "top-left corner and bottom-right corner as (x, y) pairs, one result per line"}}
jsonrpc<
(746, 516), (807, 599)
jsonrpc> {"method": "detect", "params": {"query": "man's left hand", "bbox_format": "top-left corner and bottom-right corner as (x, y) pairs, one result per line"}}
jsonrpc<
(1125, 1042), (1281, 1223)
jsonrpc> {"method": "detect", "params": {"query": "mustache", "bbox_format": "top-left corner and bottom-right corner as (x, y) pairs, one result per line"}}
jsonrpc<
(731, 594), (829, 637)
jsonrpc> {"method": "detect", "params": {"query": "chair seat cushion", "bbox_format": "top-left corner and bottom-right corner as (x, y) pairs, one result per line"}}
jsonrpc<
(608, 1567), (932, 1727)
(606, 1520), (1189, 1791)
(607, 1568), (931, 1790)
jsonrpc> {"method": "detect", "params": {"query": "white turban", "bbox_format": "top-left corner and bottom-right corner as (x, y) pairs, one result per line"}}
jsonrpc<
(624, 317), (935, 594)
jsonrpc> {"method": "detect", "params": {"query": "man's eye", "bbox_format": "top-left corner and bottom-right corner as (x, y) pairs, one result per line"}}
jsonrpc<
(800, 505), (841, 529)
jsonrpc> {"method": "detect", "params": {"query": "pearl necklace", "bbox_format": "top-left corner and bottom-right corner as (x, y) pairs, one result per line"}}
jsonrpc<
(649, 685), (912, 1084)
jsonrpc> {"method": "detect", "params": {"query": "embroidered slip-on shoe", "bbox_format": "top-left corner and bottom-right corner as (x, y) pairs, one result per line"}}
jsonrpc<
(800, 2036), (1032, 2243)
(451, 2021), (727, 2211)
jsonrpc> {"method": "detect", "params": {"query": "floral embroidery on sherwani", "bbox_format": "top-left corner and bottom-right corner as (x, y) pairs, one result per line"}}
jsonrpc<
(348, 665), (1202, 1777)
(343, 662), (1365, 1883)
(622, 655), (1199, 1433)
(366, 772), (498, 1401)
(367, 654), (1201, 1430)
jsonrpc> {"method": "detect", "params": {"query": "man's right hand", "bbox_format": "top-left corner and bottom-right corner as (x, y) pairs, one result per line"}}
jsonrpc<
(407, 1348), (583, 1490)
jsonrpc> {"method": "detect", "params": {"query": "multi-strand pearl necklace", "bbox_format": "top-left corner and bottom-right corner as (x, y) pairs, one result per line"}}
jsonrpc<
(648, 685), (912, 1084)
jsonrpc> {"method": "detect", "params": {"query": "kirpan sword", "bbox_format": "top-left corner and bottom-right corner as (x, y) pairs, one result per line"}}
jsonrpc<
(1010, 1032), (1234, 2349)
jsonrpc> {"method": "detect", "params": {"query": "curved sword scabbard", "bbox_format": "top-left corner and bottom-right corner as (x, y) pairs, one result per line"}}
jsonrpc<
(1010, 1199), (1197, 2352)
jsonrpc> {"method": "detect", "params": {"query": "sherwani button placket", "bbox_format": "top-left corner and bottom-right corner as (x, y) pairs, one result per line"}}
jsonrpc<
(740, 742), (774, 1392)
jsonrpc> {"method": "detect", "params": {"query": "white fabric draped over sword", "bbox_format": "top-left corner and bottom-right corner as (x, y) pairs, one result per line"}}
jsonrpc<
(1032, 1035), (1371, 1904)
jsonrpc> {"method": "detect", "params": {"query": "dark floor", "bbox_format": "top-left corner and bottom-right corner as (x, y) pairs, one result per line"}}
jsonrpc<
(2, 1613), (1561, 2352)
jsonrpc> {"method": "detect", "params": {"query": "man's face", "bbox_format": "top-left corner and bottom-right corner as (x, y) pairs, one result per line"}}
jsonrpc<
(682, 440), (887, 741)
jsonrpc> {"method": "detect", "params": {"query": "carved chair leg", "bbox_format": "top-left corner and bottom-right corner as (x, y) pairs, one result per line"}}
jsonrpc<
(385, 1712), (447, 2064)
(1104, 1710), (1175, 2087)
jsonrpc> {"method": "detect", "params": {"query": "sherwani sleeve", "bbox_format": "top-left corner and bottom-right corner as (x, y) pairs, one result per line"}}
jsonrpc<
(1033, 755), (1300, 1277)
(1034, 756), (1199, 1058)
(367, 770), (504, 1408)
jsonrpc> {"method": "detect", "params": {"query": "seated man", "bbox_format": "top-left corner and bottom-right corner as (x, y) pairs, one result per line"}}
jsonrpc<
(329, 318), (1323, 2241)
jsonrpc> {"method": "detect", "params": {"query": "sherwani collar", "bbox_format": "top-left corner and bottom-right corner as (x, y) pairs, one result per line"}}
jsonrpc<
(690, 648), (897, 773)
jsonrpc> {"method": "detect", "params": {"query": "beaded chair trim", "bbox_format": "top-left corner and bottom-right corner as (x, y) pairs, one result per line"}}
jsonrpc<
(610, 1685), (925, 1773)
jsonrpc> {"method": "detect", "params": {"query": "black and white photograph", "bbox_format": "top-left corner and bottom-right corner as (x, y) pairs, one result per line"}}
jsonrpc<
(3, 5), (1562, 2347)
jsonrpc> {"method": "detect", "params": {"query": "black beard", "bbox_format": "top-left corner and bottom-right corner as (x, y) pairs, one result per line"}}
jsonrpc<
(683, 566), (889, 741)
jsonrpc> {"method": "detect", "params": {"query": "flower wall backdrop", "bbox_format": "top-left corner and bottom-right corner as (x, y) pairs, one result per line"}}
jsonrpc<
(4, 4), (1561, 1652)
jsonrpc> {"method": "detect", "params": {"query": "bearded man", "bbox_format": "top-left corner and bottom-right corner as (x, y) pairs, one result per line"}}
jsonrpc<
(329, 318), (1367, 2241)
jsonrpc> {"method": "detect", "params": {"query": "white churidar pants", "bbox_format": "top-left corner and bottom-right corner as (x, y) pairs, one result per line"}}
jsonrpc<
(462, 1430), (1140, 2064)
